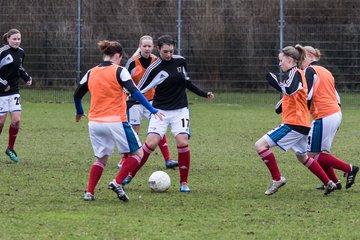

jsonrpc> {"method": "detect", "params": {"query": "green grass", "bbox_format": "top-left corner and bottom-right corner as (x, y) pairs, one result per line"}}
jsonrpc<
(19, 88), (360, 108)
(0, 95), (360, 239)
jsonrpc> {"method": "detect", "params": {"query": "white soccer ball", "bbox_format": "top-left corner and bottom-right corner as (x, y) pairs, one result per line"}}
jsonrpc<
(148, 171), (171, 192)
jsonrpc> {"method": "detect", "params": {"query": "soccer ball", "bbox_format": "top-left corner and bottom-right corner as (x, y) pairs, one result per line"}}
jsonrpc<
(148, 171), (171, 192)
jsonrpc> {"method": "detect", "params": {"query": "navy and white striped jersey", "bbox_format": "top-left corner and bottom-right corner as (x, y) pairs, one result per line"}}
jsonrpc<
(0, 44), (31, 96)
(266, 66), (304, 96)
(136, 55), (208, 110)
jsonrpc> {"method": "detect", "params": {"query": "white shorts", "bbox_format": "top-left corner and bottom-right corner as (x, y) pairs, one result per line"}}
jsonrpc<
(147, 107), (190, 137)
(88, 121), (141, 158)
(263, 124), (307, 155)
(307, 111), (342, 153)
(128, 103), (151, 125)
(0, 94), (22, 116)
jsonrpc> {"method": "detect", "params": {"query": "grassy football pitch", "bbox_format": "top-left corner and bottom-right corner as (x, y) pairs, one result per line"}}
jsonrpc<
(0, 93), (359, 239)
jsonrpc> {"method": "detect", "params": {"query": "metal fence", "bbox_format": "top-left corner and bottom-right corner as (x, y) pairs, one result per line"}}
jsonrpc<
(1, 0), (359, 102)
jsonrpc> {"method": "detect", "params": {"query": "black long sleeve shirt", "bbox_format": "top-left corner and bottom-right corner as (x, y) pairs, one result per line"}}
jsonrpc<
(0, 44), (31, 96)
(136, 55), (208, 110)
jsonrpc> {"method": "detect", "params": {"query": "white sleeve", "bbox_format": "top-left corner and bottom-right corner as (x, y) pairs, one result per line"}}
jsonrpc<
(335, 89), (341, 105)
(79, 70), (90, 84)
(119, 67), (132, 81)
(140, 70), (169, 94)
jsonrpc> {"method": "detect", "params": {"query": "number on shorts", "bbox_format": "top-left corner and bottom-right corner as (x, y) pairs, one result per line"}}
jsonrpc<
(14, 96), (21, 105)
(181, 118), (189, 128)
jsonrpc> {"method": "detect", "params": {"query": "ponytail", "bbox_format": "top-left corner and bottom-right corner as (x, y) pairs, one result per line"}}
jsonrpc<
(304, 46), (321, 61)
(294, 44), (307, 68)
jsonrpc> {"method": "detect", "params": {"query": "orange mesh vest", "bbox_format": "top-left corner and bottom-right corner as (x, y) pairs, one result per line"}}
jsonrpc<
(309, 65), (340, 120)
(88, 64), (128, 122)
(282, 69), (311, 127)
(133, 55), (156, 101)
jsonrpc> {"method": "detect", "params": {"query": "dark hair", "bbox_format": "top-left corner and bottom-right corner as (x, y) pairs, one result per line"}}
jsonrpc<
(3, 28), (20, 43)
(97, 40), (123, 57)
(156, 35), (176, 48)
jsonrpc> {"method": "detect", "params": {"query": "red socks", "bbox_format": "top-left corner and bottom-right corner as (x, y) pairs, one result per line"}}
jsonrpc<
(159, 135), (171, 161)
(316, 152), (351, 173)
(115, 155), (141, 184)
(8, 125), (19, 150)
(87, 155), (142, 193)
(303, 157), (331, 185)
(178, 145), (190, 183)
(87, 161), (105, 194)
(131, 143), (154, 178)
(258, 149), (281, 181)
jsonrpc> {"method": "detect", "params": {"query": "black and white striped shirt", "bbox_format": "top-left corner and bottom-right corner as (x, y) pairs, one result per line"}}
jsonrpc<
(136, 55), (208, 110)
(0, 44), (31, 96)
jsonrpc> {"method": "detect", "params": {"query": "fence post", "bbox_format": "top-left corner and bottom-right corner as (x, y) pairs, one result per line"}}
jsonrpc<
(76, 0), (82, 84)
(44, 30), (48, 86)
(279, 0), (284, 80)
(177, 0), (182, 55)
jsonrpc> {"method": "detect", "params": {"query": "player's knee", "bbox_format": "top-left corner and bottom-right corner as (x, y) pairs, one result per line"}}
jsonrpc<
(255, 138), (268, 152)
(175, 134), (189, 147)
(255, 140), (264, 153)
(177, 140), (188, 148)
(11, 120), (20, 129)
(296, 154), (307, 164)
(146, 134), (161, 149)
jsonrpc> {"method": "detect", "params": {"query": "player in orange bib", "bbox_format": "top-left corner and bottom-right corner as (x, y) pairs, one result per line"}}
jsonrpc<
(303, 46), (358, 190)
(256, 45), (336, 196)
(117, 35), (177, 172)
(73, 40), (163, 202)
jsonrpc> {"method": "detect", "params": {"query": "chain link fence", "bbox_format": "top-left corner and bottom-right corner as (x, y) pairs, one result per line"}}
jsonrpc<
(1, 0), (359, 103)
